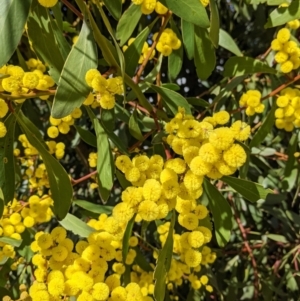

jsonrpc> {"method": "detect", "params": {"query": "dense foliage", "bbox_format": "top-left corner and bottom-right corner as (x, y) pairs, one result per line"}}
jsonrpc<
(0, 0), (300, 300)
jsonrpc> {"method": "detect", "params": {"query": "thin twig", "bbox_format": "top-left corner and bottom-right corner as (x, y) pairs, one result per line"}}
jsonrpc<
(61, 0), (83, 20)
(71, 170), (98, 186)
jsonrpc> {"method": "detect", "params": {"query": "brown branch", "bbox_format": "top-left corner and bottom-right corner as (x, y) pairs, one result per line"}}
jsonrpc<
(128, 129), (155, 152)
(61, 0), (83, 20)
(228, 198), (260, 300)
(71, 170), (98, 186)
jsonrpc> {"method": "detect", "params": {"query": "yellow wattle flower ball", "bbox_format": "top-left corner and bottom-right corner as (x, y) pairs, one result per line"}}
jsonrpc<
(99, 92), (115, 110)
(0, 98), (9, 118)
(141, 0), (157, 15)
(155, 1), (168, 14)
(223, 144), (247, 168)
(274, 51), (288, 63)
(277, 28), (291, 44)
(184, 248), (202, 267)
(47, 126), (59, 138)
(0, 121), (7, 138)
(22, 72), (39, 89)
(38, 0), (58, 7)
(280, 60), (294, 73)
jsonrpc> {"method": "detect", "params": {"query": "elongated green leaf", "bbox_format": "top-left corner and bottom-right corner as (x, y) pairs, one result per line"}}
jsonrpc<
(16, 111), (73, 220)
(94, 119), (114, 202)
(284, 133), (298, 177)
(222, 176), (273, 202)
(134, 247), (154, 272)
(154, 212), (175, 301)
(204, 178), (232, 247)
(159, 0), (209, 28)
(122, 215), (136, 264)
(116, 4), (142, 46)
(266, 234), (288, 243)
(194, 27), (216, 80)
(149, 84), (191, 115)
(223, 56), (276, 77)
(0, 113), (16, 204)
(124, 20), (156, 77)
(168, 19), (183, 81)
(265, 1), (300, 28)
(181, 19), (194, 60)
(59, 213), (95, 237)
(74, 200), (113, 214)
(102, 0), (122, 20)
(52, 22), (97, 118)
(74, 125), (97, 148)
(249, 104), (276, 148)
(237, 141), (251, 179)
(27, 0), (66, 83)
(129, 109), (144, 141)
(219, 29), (243, 56)
(0, 237), (22, 247)
(209, 0), (220, 48)
(0, 189), (4, 219)
(0, 0), (32, 66)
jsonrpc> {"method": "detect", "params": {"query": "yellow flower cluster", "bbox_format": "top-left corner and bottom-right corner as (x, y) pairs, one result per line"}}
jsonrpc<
(18, 134), (39, 156)
(123, 38), (156, 64)
(88, 152), (98, 168)
(153, 28), (181, 56)
(275, 87), (300, 131)
(37, 0), (58, 7)
(165, 108), (249, 179)
(47, 108), (82, 138)
(0, 98), (8, 137)
(239, 90), (265, 116)
(85, 70), (124, 110)
(83, 93), (101, 109)
(271, 28), (300, 73)
(0, 65), (55, 98)
(131, 0), (168, 15)
(46, 141), (66, 160)
(26, 58), (47, 73)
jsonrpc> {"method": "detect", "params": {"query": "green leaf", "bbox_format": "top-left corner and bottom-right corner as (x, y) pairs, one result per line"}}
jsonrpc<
(116, 170), (131, 190)
(0, 189), (4, 219)
(168, 19), (183, 81)
(74, 200), (113, 214)
(209, 0), (220, 48)
(102, 0), (122, 20)
(16, 111), (73, 220)
(284, 133), (298, 177)
(27, 0), (67, 83)
(0, 0), (32, 66)
(159, 0), (209, 28)
(154, 211), (175, 301)
(222, 176), (274, 202)
(94, 119), (114, 203)
(52, 21), (97, 118)
(122, 215), (136, 264)
(116, 4), (142, 46)
(223, 56), (276, 77)
(59, 213), (95, 237)
(124, 20), (156, 77)
(203, 178), (233, 247)
(219, 29), (243, 56)
(149, 84), (191, 116)
(0, 113), (17, 204)
(129, 109), (144, 141)
(187, 97), (209, 108)
(265, 1), (300, 28)
(266, 234), (288, 243)
(134, 247), (154, 272)
(237, 141), (251, 179)
(181, 19), (194, 60)
(74, 125), (97, 148)
(194, 27), (216, 80)
(249, 104), (276, 148)
(0, 237), (22, 247)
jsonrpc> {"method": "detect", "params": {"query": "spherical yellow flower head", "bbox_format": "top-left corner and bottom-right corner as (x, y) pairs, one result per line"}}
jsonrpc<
(85, 69), (101, 87)
(88, 152), (98, 168)
(121, 186), (143, 207)
(115, 155), (133, 173)
(164, 158), (186, 174)
(280, 60), (294, 73)
(198, 142), (221, 164)
(155, 28), (181, 56)
(0, 121), (6, 138)
(126, 282), (143, 301)
(223, 144), (247, 168)
(287, 19), (300, 29)
(212, 111), (230, 125)
(183, 170), (203, 191)
(230, 120), (251, 141)
(142, 179), (162, 202)
(206, 165), (223, 179)
(2, 76), (21, 92)
(71, 107), (82, 119)
(84, 93), (95, 106)
(184, 248), (202, 267)
(37, 233), (53, 250)
(274, 51), (288, 63)
(99, 92), (115, 110)
(198, 226), (212, 243)
(91, 74), (107, 94)
(188, 231), (205, 248)
(177, 120), (201, 139)
(106, 77), (123, 95)
(0, 98), (9, 118)
(47, 126), (59, 138)
(48, 278), (65, 297)
(160, 168), (178, 183)
(113, 202), (134, 222)
(162, 179), (180, 199)
(91, 282), (110, 301)
(23, 216), (35, 227)
(189, 156), (212, 176)
(179, 213), (198, 230)
(155, 2), (168, 14)
(38, 0), (58, 7)
(141, 0), (157, 14)
(292, 96), (300, 109)
(111, 286), (127, 301)
(150, 154), (164, 168)
(58, 122), (70, 134)
(22, 72), (39, 89)
(138, 200), (159, 221)
(105, 274), (121, 291)
(193, 204), (208, 220)
(182, 146), (200, 165)
(209, 127), (234, 150)
(277, 28), (291, 44)
(132, 155), (150, 171)
(283, 41), (298, 54)
(271, 39), (283, 51)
